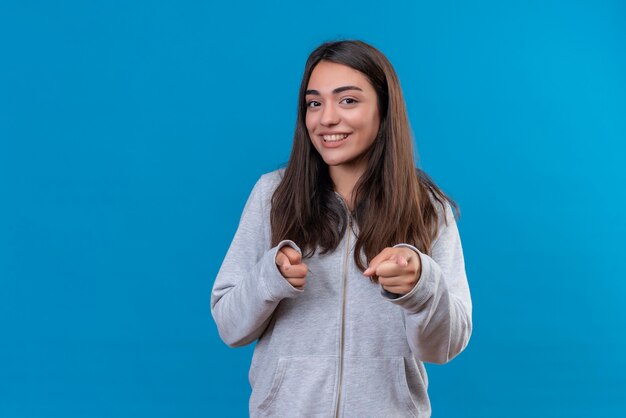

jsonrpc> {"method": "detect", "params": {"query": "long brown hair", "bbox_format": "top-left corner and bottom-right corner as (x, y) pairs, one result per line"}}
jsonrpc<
(270, 39), (459, 280)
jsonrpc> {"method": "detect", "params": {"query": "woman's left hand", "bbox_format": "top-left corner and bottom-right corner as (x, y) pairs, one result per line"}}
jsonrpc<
(363, 247), (422, 295)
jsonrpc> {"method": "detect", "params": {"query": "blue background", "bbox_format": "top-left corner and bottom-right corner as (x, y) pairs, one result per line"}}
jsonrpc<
(1, 1), (625, 417)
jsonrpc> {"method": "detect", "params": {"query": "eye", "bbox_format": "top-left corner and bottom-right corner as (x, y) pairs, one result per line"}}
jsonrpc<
(306, 100), (321, 108)
(341, 98), (358, 105)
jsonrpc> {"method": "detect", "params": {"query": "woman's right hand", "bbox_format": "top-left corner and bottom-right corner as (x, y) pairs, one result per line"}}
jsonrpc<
(275, 246), (308, 290)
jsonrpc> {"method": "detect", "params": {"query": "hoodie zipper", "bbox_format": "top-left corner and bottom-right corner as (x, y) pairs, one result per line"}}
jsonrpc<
(334, 213), (352, 418)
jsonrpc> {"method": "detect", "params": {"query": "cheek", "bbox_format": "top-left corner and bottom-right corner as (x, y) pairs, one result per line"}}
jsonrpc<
(348, 110), (377, 134)
(305, 114), (319, 148)
(370, 117), (381, 137)
(366, 109), (381, 137)
(305, 111), (316, 132)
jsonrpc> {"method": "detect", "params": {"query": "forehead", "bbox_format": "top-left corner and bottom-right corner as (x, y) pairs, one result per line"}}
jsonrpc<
(306, 61), (373, 92)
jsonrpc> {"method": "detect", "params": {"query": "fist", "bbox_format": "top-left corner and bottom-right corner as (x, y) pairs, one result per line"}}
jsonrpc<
(275, 245), (308, 290)
(363, 247), (422, 295)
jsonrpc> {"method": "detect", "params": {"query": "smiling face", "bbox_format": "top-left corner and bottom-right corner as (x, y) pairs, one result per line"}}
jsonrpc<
(305, 60), (381, 178)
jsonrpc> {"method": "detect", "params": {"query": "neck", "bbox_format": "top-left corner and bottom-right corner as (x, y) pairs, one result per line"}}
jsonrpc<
(329, 163), (367, 212)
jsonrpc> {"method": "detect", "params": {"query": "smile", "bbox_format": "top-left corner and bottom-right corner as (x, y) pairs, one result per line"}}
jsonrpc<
(322, 133), (350, 142)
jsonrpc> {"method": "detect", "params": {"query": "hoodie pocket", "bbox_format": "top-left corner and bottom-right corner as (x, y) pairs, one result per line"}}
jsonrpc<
(256, 355), (337, 417)
(341, 356), (420, 418)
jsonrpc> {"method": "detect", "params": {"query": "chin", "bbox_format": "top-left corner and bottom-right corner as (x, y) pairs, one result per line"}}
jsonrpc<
(320, 157), (346, 166)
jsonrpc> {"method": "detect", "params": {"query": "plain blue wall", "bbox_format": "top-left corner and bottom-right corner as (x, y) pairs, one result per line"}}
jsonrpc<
(1, 1), (625, 417)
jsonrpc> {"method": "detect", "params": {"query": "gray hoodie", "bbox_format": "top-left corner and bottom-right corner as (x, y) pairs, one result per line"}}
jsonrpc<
(211, 168), (472, 418)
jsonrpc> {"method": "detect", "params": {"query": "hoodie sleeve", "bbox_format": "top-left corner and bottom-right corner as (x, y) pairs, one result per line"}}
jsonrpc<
(380, 201), (473, 364)
(210, 174), (303, 348)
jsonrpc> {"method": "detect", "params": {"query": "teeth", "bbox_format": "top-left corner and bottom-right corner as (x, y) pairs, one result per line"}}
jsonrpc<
(322, 133), (349, 142)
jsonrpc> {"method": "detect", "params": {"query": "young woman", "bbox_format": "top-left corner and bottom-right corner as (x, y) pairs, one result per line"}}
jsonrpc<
(211, 39), (472, 418)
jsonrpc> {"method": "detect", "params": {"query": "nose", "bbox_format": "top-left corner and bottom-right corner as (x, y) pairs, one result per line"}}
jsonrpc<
(320, 103), (340, 126)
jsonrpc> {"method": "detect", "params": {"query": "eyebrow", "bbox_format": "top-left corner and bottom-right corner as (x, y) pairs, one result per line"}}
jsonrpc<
(305, 85), (364, 96)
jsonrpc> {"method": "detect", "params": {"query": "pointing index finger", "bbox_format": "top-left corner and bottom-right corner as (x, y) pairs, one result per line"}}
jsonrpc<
(363, 247), (394, 276)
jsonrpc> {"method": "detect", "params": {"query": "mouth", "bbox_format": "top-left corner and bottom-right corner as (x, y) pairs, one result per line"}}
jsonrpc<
(322, 133), (350, 143)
